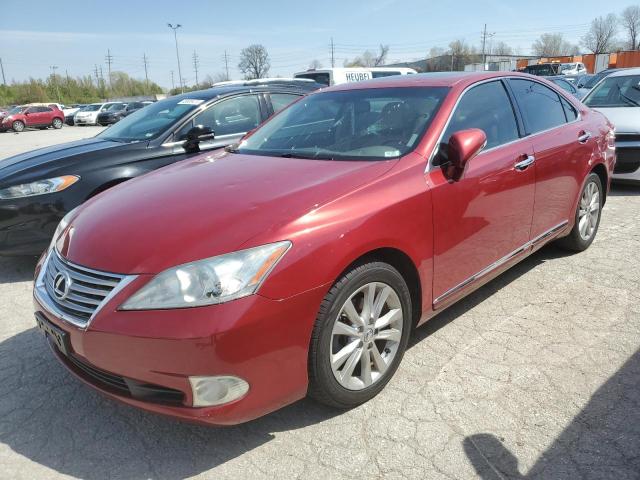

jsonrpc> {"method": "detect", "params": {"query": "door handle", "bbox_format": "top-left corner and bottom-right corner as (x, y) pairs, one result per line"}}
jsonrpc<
(514, 155), (535, 171)
(578, 131), (592, 144)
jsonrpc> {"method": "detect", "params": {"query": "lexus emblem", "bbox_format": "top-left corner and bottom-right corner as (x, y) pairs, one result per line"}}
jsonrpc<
(53, 271), (72, 300)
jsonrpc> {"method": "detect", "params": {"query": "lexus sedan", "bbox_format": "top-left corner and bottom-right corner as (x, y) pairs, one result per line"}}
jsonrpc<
(583, 67), (640, 183)
(34, 72), (614, 425)
(0, 79), (322, 255)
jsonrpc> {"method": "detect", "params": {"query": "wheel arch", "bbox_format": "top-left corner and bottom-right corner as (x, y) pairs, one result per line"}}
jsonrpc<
(86, 177), (131, 200)
(336, 247), (422, 328)
(591, 162), (608, 205)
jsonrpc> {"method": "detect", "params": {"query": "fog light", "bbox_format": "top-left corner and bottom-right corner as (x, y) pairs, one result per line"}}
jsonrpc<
(189, 375), (249, 407)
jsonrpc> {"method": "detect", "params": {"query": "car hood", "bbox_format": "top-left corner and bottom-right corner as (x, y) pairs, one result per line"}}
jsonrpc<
(59, 151), (396, 274)
(0, 137), (125, 181)
(591, 106), (640, 134)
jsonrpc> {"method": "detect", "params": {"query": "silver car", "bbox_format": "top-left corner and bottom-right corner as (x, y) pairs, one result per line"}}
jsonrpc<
(583, 68), (640, 183)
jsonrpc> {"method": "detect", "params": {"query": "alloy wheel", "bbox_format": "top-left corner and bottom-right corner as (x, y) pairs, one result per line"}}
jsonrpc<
(578, 180), (600, 241)
(12, 121), (24, 132)
(330, 282), (403, 390)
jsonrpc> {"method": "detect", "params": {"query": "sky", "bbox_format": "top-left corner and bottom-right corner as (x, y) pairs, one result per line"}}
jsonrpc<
(0, 0), (635, 89)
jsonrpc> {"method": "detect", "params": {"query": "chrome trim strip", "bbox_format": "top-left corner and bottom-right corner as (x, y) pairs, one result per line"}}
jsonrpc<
(34, 249), (137, 330)
(433, 220), (569, 306)
(426, 76), (582, 173)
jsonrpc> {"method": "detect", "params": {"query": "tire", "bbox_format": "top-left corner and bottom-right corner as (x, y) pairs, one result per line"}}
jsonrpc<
(12, 121), (25, 132)
(52, 118), (63, 129)
(308, 261), (412, 408)
(557, 172), (603, 252)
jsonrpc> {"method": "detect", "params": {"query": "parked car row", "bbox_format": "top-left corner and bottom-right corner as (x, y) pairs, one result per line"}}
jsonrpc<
(0, 72), (618, 425)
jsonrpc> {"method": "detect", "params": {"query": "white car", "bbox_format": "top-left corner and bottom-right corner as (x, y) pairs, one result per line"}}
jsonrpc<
(583, 67), (640, 183)
(560, 62), (587, 76)
(294, 67), (417, 86)
(74, 103), (117, 126)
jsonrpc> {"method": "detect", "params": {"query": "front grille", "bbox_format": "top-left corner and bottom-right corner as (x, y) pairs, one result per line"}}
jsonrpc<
(57, 346), (185, 406)
(44, 251), (125, 327)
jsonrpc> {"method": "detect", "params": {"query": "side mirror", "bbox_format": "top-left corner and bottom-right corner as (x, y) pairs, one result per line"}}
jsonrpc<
(183, 125), (215, 152)
(445, 128), (487, 180)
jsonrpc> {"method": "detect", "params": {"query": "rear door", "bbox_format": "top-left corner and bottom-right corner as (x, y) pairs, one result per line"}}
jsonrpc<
(430, 79), (536, 307)
(508, 79), (587, 239)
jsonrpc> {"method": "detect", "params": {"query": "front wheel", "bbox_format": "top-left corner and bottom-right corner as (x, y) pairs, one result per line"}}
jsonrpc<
(52, 118), (63, 129)
(557, 173), (603, 252)
(308, 262), (412, 408)
(12, 120), (25, 132)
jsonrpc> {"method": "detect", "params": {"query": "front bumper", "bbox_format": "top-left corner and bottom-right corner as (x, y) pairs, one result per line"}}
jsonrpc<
(74, 117), (97, 125)
(33, 253), (327, 425)
(613, 137), (640, 183)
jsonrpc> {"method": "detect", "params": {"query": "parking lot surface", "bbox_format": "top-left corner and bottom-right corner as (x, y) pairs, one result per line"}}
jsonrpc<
(0, 126), (106, 161)
(0, 132), (638, 479)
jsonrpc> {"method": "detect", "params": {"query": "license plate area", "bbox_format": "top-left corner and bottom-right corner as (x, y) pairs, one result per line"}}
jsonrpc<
(35, 312), (70, 356)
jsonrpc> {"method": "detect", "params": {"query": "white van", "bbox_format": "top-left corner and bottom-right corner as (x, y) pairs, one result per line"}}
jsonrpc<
(293, 67), (417, 86)
(560, 62), (587, 75)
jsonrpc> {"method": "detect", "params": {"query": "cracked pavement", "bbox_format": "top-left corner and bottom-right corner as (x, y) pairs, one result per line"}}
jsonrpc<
(0, 131), (639, 479)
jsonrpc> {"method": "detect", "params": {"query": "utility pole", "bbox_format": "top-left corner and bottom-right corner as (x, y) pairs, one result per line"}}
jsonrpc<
(105, 49), (114, 89)
(0, 57), (6, 85)
(93, 64), (100, 85)
(167, 23), (184, 93)
(223, 50), (230, 80)
(170, 70), (175, 90)
(192, 50), (199, 87)
(143, 53), (149, 92)
(481, 24), (487, 70)
(50, 65), (60, 102)
(330, 37), (335, 68)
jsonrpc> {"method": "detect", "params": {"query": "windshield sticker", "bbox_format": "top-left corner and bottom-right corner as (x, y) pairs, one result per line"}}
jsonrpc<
(177, 99), (204, 105)
(385, 150), (401, 157)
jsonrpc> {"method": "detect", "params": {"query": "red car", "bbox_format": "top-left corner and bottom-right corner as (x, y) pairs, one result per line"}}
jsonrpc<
(1, 104), (64, 132)
(33, 72), (615, 425)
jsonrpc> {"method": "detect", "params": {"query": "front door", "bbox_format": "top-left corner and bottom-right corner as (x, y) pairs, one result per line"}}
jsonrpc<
(429, 79), (536, 307)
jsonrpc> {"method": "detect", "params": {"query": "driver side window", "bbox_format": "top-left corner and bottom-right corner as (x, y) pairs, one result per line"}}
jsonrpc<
(178, 95), (261, 140)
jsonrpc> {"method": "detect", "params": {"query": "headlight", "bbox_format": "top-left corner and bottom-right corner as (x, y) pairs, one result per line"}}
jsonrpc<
(120, 241), (292, 310)
(0, 175), (80, 200)
(48, 207), (79, 252)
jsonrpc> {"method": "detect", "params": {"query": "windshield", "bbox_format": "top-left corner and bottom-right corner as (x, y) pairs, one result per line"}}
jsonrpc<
(82, 104), (102, 112)
(584, 75), (640, 108)
(105, 103), (125, 111)
(8, 106), (25, 114)
(296, 72), (330, 86)
(236, 87), (449, 161)
(97, 96), (203, 142)
(561, 63), (576, 72)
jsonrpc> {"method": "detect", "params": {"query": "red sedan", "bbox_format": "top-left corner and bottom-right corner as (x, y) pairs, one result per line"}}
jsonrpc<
(33, 72), (615, 425)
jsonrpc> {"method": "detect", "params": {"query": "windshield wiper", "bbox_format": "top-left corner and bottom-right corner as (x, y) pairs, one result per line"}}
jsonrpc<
(615, 84), (640, 106)
(279, 152), (335, 160)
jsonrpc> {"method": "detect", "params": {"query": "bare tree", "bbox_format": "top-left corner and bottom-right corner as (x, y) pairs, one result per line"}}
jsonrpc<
(582, 14), (618, 53)
(344, 45), (389, 67)
(532, 33), (578, 56)
(428, 46), (445, 58)
(309, 59), (323, 69)
(238, 44), (270, 79)
(492, 41), (513, 56)
(620, 5), (640, 50)
(448, 39), (475, 70)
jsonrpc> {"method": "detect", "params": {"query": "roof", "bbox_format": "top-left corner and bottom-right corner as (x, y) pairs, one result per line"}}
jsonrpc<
(609, 67), (640, 77)
(170, 79), (324, 103)
(324, 71), (535, 92)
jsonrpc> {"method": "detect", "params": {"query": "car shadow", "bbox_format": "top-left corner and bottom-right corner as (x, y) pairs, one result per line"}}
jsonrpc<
(462, 347), (640, 479)
(0, 255), (38, 284)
